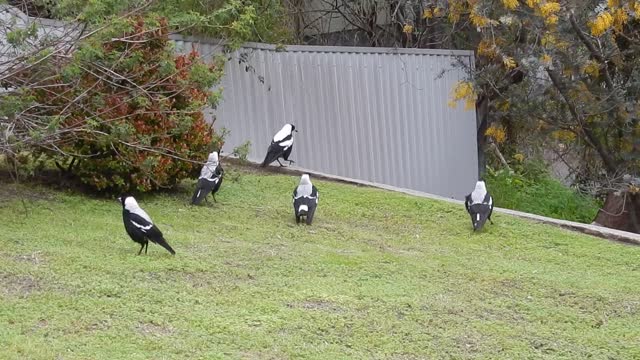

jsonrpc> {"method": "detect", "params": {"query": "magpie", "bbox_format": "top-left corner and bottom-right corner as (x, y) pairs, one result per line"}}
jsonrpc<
(191, 151), (224, 205)
(464, 180), (494, 231)
(261, 124), (297, 167)
(293, 174), (319, 225)
(118, 195), (176, 255)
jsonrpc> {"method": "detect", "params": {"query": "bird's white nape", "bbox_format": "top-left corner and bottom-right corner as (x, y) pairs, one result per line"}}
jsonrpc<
(299, 174), (311, 186)
(470, 180), (488, 204)
(474, 181), (487, 193)
(295, 174), (313, 198)
(273, 124), (293, 142)
(207, 151), (219, 166)
(124, 196), (139, 210)
(199, 151), (220, 179)
(123, 196), (153, 223)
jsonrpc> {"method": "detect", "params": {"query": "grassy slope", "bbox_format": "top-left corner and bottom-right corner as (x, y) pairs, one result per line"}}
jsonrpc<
(0, 167), (639, 359)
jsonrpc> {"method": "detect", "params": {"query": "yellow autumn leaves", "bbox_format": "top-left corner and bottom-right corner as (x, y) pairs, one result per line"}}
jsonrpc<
(485, 125), (507, 144)
(582, 60), (600, 77)
(502, 0), (519, 10)
(422, 7), (443, 19)
(589, 2), (639, 37)
(402, 24), (414, 34)
(590, 12), (614, 36)
(448, 81), (477, 111)
(441, 0), (640, 32)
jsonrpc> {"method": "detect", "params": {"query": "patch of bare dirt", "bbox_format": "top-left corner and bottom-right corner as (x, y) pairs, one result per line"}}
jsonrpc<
(84, 319), (112, 333)
(30, 319), (49, 333)
(182, 272), (218, 288)
(454, 333), (481, 354)
(13, 251), (46, 265)
(389, 354), (429, 360)
(135, 321), (175, 337)
(238, 351), (288, 360)
(287, 299), (344, 313)
(0, 273), (41, 297)
(0, 182), (53, 204)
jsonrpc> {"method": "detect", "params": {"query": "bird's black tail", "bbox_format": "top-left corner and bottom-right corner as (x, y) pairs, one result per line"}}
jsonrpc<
(305, 207), (316, 225)
(191, 188), (202, 205)
(191, 179), (212, 205)
(469, 204), (491, 231)
(156, 237), (176, 255)
(191, 187), (205, 205)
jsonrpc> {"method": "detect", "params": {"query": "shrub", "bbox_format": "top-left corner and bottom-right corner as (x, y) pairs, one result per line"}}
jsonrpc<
(25, 15), (224, 193)
(232, 141), (251, 163)
(485, 160), (601, 224)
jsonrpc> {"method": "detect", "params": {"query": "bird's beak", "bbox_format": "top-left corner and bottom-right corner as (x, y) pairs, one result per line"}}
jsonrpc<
(294, 129), (299, 132)
(117, 197), (121, 202)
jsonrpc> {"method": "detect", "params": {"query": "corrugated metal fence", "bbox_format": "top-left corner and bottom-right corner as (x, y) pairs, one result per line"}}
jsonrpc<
(171, 35), (477, 200)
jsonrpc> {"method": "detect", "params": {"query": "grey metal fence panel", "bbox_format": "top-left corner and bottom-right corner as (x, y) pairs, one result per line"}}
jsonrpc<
(172, 35), (477, 200)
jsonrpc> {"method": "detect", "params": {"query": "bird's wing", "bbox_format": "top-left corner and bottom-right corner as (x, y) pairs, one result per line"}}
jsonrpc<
(128, 212), (154, 233)
(279, 138), (293, 150)
(464, 194), (471, 212)
(192, 178), (215, 205)
(275, 133), (293, 148)
(282, 143), (293, 160)
(130, 207), (153, 224)
(482, 192), (493, 206)
(311, 186), (319, 203)
(262, 142), (286, 166)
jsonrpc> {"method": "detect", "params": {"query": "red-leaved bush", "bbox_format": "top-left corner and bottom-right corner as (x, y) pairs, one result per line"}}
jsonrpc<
(26, 15), (223, 193)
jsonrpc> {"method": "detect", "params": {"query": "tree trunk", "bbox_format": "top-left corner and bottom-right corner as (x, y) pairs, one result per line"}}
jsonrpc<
(476, 94), (489, 179)
(593, 192), (640, 234)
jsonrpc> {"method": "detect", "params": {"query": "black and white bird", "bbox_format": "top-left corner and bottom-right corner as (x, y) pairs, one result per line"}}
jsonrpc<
(293, 174), (319, 225)
(118, 195), (176, 255)
(191, 151), (224, 205)
(261, 124), (297, 167)
(464, 180), (494, 231)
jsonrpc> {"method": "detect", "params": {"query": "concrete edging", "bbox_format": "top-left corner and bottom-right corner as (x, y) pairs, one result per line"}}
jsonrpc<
(229, 158), (640, 246)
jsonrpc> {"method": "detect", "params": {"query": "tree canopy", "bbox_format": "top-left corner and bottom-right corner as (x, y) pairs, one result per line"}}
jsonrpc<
(441, 0), (640, 194)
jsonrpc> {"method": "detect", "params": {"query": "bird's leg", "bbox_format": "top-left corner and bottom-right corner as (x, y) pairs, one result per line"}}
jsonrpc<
(204, 196), (209, 204)
(212, 193), (217, 203)
(145, 242), (149, 254)
(288, 159), (295, 165)
(138, 244), (144, 255)
(276, 159), (284, 167)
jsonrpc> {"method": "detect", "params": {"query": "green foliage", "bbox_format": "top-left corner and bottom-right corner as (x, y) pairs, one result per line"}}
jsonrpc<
(232, 140), (251, 163)
(22, 15), (224, 193)
(41, 0), (149, 22)
(6, 22), (38, 46)
(153, 0), (291, 45)
(486, 160), (601, 224)
(39, 0), (291, 45)
(0, 168), (638, 358)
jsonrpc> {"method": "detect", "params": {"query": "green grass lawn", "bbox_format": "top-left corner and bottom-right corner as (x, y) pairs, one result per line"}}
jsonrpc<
(1, 166), (639, 359)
